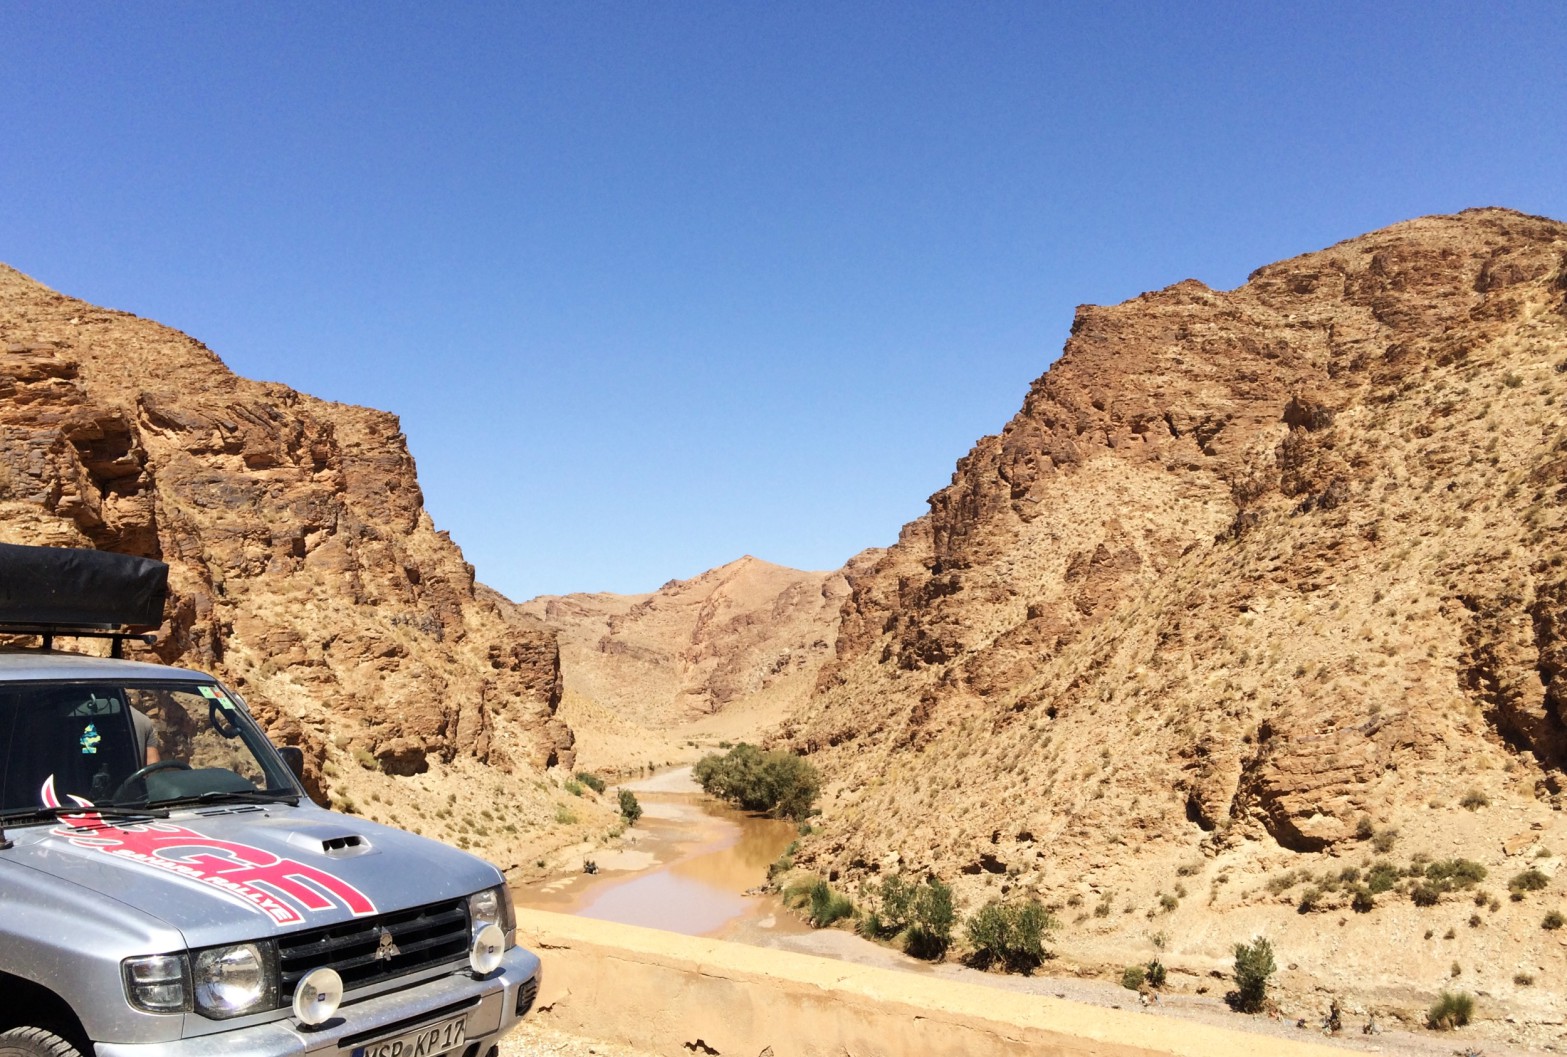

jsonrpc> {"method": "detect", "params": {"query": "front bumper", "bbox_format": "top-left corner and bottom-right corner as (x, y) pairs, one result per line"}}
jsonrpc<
(95, 947), (541, 1057)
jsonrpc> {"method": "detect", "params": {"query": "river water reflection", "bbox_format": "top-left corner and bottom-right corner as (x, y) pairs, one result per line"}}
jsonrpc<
(514, 771), (802, 938)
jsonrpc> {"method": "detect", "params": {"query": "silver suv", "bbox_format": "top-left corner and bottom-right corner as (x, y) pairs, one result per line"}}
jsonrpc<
(0, 544), (541, 1057)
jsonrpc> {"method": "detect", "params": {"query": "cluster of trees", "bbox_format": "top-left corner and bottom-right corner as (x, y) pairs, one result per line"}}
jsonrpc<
(693, 743), (820, 820)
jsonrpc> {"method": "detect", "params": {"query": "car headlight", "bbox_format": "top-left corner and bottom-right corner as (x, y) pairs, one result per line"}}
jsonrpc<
(468, 885), (516, 948)
(192, 942), (278, 1019)
(124, 953), (191, 1013)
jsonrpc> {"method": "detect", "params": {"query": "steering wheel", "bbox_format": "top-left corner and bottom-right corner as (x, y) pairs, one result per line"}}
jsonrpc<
(113, 759), (191, 800)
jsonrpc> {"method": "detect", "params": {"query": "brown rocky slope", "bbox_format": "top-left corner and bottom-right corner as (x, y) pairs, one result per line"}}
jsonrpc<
(0, 264), (620, 871)
(778, 209), (1567, 1036)
(520, 555), (850, 774)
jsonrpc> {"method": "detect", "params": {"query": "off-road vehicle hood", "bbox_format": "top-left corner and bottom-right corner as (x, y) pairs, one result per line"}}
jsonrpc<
(2, 802), (501, 949)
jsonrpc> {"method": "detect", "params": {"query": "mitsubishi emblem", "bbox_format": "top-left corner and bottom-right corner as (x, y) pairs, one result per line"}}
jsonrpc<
(373, 928), (401, 962)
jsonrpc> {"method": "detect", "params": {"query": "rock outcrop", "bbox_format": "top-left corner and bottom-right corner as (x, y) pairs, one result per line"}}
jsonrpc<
(0, 264), (591, 867)
(778, 210), (1567, 1003)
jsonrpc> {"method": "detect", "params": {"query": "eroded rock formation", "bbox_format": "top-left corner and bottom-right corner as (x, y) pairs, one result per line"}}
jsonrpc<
(781, 210), (1567, 927)
(0, 265), (578, 863)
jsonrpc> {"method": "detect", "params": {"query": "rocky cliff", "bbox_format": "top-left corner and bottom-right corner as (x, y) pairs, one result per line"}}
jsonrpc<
(780, 209), (1567, 1020)
(0, 264), (605, 869)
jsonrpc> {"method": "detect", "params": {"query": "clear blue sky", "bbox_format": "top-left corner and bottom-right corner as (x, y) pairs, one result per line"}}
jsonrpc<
(3, 3), (1564, 600)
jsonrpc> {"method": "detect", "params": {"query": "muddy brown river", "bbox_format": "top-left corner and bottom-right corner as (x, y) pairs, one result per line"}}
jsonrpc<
(514, 768), (808, 939)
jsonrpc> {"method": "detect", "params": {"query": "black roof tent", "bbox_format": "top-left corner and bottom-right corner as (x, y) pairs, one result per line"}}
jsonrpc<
(0, 543), (168, 656)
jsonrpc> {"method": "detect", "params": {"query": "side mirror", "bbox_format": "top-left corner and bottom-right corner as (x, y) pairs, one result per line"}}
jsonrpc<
(278, 745), (305, 782)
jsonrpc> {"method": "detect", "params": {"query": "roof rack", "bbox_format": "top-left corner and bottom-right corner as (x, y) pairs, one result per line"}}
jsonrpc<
(0, 623), (158, 658)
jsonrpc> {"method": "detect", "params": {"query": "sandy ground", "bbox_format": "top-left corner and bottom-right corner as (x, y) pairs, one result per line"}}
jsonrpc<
(500, 1022), (659, 1057)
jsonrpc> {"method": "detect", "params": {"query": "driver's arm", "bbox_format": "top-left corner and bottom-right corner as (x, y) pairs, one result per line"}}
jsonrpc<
(130, 708), (161, 765)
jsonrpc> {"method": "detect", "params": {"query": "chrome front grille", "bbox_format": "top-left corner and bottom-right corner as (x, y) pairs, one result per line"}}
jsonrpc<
(277, 898), (470, 998)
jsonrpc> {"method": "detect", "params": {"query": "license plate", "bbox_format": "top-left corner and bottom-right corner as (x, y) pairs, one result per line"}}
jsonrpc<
(353, 1014), (467, 1057)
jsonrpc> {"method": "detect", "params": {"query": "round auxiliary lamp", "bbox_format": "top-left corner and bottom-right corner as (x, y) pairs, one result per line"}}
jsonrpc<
(470, 924), (506, 976)
(293, 967), (344, 1026)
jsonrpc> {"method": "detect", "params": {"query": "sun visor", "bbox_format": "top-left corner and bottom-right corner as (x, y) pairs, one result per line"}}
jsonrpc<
(0, 543), (169, 630)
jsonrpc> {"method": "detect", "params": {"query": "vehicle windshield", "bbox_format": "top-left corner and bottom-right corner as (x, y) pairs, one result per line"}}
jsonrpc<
(0, 680), (298, 817)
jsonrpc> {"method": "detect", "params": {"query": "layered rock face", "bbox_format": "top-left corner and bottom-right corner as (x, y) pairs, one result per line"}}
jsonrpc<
(0, 265), (579, 862)
(782, 211), (1567, 987)
(521, 556), (849, 770)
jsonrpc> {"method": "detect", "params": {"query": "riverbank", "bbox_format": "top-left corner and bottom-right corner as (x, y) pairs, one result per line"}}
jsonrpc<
(512, 767), (1556, 1056)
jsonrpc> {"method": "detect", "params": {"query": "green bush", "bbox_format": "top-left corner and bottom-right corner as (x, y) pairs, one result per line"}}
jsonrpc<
(862, 874), (955, 959)
(1427, 990), (1474, 1030)
(905, 877), (956, 960)
(1296, 887), (1322, 914)
(1509, 868), (1550, 893)
(1351, 886), (1375, 914)
(576, 771), (607, 794)
(964, 899), (1055, 973)
(1121, 965), (1146, 990)
(693, 743), (822, 820)
(1426, 859), (1487, 889)
(806, 880), (855, 928)
(1228, 936), (1276, 1013)
(563, 778), (585, 797)
(1365, 861), (1400, 894)
(617, 788), (642, 825)
(1543, 910), (1564, 930)
(1145, 959), (1167, 988)
(1411, 883), (1442, 907)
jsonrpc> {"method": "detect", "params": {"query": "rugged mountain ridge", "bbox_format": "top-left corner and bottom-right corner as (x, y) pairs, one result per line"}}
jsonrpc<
(0, 264), (597, 867)
(521, 555), (850, 772)
(780, 209), (1567, 1023)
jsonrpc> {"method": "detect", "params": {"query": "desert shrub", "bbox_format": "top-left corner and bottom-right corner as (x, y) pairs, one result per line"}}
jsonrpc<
(563, 778), (585, 797)
(1426, 859), (1486, 889)
(1372, 828), (1399, 853)
(1411, 883), (1442, 907)
(1228, 936), (1276, 1013)
(1543, 910), (1564, 930)
(1515, 973), (1535, 986)
(1366, 861), (1400, 894)
(1355, 815), (1375, 840)
(805, 880), (855, 928)
(1145, 958), (1167, 988)
(1159, 892), (1179, 912)
(1297, 887), (1322, 914)
(693, 743), (822, 819)
(617, 788), (642, 825)
(1351, 886), (1375, 914)
(1121, 964), (1146, 990)
(1427, 991), (1474, 1030)
(1509, 868), (1550, 893)
(575, 771), (607, 794)
(965, 899), (1055, 973)
(1459, 789), (1490, 811)
(553, 805), (577, 825)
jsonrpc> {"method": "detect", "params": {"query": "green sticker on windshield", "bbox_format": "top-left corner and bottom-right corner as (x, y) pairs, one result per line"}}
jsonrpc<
(214, 695), (235, 710)
(198, 686), (217, 698)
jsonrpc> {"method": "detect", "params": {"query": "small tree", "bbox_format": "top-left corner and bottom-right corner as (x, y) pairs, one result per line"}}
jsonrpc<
(617, 788), (642, 826)
(1228, 936), (1276, 1013)
(964, 899), (1054, 973)
(905, 877), (955, 960)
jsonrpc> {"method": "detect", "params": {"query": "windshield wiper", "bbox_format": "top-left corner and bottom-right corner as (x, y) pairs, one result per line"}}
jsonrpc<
(147, 789), (300, 809)
(0, 804), (171, 825)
